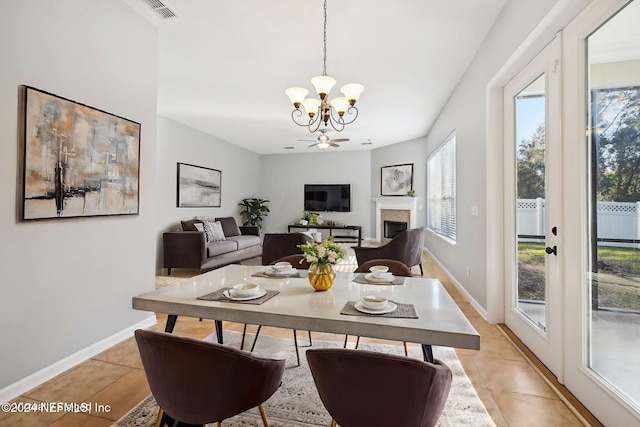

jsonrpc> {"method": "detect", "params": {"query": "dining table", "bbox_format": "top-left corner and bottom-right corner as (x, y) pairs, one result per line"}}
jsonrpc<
(132, 264), (480, 362)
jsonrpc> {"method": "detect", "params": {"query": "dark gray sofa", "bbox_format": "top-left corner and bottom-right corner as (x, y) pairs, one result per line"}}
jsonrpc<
(163, 217), (262, 274)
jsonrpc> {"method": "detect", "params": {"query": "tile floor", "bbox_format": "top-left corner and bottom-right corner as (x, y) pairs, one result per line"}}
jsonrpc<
(0, 251), (603, 426)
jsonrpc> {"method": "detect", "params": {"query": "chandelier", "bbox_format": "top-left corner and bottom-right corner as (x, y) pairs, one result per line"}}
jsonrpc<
(285, 0), (364, 133)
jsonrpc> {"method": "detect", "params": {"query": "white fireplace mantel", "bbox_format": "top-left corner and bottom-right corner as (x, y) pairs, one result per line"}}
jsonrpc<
(373, 197), (418, 242)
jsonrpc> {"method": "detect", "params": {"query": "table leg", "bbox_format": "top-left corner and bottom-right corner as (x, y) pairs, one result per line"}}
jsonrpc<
(215, 320), (224, 344)
(164, 315), (178, 333)
(422, 344), (434, 363)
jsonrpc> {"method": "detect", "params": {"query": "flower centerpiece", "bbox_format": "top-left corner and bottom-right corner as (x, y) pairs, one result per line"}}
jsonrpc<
(298, 237), (346, 291)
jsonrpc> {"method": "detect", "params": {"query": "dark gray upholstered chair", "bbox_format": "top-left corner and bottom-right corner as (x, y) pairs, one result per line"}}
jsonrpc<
(243, 252), (313, 366)
(306, 348), (452, 427)
(354, 258), (413, 277)
(135, 329), (285, 427)
(349, 258), (413, 355)
(261, 232), (313, 266)
(352, 227), (425, 275)
(272, 253), (312, 269)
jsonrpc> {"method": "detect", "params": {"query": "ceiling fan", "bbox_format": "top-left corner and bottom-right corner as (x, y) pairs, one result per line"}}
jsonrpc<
(298, 130), (349, 149)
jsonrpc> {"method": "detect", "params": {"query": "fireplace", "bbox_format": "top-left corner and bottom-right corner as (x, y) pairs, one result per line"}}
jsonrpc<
(373, 197), (418, 242)
(384, 220), (408, 239)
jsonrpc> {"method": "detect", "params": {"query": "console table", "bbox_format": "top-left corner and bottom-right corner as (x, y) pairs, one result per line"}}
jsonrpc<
(288, 223), (362, 246)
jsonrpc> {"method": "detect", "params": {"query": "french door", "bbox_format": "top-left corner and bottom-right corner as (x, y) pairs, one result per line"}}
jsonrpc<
(561, 0), (640, 425)
(499, 1), (640, 425)
(503, 37), (563, 377)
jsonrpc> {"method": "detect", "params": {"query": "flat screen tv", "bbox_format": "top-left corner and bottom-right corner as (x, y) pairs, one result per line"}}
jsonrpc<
(304, 184), (351, 212)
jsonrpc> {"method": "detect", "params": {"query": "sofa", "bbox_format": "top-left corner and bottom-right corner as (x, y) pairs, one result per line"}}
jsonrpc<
(163, 217), (262, 274)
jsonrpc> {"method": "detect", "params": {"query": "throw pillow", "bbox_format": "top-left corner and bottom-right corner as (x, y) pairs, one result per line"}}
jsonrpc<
(203, 220), (226, 242)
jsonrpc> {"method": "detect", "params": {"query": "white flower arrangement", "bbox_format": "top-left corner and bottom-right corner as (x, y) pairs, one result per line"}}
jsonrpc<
(298, 237), (346, 272)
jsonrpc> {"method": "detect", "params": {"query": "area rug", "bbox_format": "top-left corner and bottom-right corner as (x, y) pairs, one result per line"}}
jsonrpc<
(113, 331), (495, 426)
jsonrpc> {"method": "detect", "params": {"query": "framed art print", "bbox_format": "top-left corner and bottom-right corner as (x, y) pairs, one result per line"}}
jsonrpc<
(381, 163), (413, 196)
(21, 86), (141, 220)
(177, 163), (221, 207)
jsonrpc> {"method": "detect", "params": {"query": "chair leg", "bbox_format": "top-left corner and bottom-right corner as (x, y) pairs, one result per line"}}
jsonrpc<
(250, 325), (263, 352)
(343, 335), (349, 348)
(154, 408), (164, 427)
(258, 404), (270, 427)
(308, 330), (312, 346)
(355, 336), (360, 349)
(419, 262), (424, 276)
(403, 341), (408, 356)
(293, 329), (301, 366)
(241, 324), (248, 350)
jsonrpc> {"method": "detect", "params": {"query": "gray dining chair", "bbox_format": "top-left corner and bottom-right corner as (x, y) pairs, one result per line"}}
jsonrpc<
(306, 347), (452, 427)
(135, 329), (285, 427)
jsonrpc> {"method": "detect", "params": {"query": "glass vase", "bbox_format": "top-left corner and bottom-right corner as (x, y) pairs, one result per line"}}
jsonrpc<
(307, 263), (336, 291)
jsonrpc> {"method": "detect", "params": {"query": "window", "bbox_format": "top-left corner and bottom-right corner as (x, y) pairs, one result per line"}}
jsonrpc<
(428, 132), (457, 241)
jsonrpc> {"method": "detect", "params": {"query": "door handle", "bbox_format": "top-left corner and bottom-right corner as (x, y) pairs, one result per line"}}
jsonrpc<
(545, 245), (557, 256)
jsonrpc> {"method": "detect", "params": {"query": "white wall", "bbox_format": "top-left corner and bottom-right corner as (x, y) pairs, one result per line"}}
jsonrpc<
(371, 136), (429, 230)
(155, 117), (262, 268)
(0, 1), (157, 391)
(260, 151), (372, 237)
(391, 0), (562, 310)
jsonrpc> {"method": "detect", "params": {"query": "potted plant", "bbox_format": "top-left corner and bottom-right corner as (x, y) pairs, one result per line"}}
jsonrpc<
(238, 198), (270, 228)
(300, 211), (310, 225)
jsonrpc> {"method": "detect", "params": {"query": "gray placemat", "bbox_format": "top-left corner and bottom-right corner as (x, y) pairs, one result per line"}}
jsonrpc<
(197, 287), (279, 304)
(340, 301), (418, 318)
(353, 273), (406, 285)
(252, 269), (303, 278)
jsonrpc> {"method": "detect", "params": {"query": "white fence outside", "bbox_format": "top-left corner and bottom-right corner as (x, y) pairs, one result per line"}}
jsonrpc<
(517, 198), (640, 248)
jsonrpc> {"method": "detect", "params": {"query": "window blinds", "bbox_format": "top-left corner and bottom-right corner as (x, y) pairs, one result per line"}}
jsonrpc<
(428, 134), (457, 241)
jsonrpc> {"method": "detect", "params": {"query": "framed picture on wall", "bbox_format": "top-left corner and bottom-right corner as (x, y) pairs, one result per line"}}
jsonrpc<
(177, 163), (221, 207)
(21, 86), (141, 220)
(381, 163), (413, 196)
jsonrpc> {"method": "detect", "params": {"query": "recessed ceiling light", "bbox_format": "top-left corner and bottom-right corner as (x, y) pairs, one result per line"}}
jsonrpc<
(284, 146), (295, 150)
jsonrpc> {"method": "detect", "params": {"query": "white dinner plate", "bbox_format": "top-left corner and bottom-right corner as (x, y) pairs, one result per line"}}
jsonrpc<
(264, 268), (297, 276)
(364, 272), (395, 283)
(223, 289), (267, 301)
(354, 301), (397, 315)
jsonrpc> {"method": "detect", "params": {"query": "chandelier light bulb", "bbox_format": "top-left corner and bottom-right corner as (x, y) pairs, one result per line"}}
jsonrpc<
(329, 97), (350, 116)
(311, 75), (337, 99)
(340, 83), (365, 105)
(285, 87), (309, 109)
(300, 98), (321, 118)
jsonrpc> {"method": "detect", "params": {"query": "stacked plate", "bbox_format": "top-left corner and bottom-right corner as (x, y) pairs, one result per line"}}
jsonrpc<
(354, 295), (397, 314)
(264, 262), (297, 276)
(224, 283), (266, 300)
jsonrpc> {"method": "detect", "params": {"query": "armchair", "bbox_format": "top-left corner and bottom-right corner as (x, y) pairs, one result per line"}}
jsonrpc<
(352, 227), (425, 275)
(261, 232), (313, 266)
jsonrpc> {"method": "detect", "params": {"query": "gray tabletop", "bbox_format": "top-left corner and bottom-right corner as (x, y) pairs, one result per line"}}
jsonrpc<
(133, 264), (480, 350)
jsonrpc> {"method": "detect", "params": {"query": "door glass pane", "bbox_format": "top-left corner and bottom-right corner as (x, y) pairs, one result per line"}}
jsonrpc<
(515, 74), (547, 329)
(588, 0), (640, 407)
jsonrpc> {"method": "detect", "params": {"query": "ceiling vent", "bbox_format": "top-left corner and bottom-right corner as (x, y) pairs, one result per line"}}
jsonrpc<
(143, 0), (177, 19)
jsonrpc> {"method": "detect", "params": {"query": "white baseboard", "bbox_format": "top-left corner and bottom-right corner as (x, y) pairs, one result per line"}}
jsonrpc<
(0, 315), (158, 403)
(423, 248), (490, 321)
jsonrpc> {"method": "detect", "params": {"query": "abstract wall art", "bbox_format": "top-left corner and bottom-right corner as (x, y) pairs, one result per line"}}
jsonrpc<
(177, 163), (221, 207)
(21, 86), (141, 220)
(381, 163), (413, 196)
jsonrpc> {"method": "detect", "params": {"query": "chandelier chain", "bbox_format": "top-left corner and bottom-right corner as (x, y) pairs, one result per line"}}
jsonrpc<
(323, 0), (327, 76)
